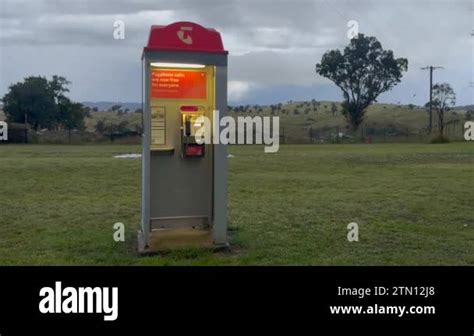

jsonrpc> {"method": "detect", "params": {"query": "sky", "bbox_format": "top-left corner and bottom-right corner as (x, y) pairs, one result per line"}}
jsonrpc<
(0, 0), (472, 106)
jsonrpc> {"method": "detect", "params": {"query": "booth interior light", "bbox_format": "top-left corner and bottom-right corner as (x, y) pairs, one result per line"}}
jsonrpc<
(150, 62), (206, 69)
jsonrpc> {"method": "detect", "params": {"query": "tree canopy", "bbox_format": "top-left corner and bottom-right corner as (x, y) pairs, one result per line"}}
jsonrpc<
(2, 75), (87, 131)
(316, 34), (408, 130)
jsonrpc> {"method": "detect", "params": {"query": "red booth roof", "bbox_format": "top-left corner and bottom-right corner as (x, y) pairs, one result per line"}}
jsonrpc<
(144, 21), (228, 55)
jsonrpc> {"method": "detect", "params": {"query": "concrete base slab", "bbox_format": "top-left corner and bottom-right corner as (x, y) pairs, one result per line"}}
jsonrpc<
(137, 228), (229, 255)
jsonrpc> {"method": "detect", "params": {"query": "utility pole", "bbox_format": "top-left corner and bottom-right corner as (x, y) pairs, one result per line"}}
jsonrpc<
(421, 66), (443, 134)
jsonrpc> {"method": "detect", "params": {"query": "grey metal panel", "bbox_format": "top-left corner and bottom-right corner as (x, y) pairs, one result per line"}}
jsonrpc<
(151, 216), (209, 229)
(149, 140), (212, 218)
(141, 58), (151, 244)
(213, 65), (228, 245)
(143, 51), (227, 66)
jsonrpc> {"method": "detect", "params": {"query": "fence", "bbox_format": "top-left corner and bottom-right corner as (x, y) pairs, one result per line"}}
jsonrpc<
(289, 122), (467, 144)
(0, 129), (141, 145)
(1, 123), (467, 145)
(0, 123), (27, 144)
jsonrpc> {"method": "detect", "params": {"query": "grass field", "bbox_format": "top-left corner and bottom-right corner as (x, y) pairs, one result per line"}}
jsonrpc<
(0, 143), (472, 265)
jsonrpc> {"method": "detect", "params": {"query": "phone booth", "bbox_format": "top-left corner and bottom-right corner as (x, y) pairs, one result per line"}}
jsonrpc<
(138, 22), (228, 253)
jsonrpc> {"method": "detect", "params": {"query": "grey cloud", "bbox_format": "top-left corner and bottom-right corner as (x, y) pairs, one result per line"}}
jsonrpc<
(0, 0), (472, 105)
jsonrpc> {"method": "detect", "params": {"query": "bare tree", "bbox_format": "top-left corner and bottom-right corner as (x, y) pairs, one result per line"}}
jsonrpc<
(431, 83), (456, 138)
(330, 102), (338, 116)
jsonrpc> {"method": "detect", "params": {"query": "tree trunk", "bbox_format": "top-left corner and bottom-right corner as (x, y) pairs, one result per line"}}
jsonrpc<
(438, 109), (444, 138)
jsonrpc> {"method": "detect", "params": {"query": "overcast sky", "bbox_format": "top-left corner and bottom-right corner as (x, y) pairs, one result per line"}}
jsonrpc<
(0, 0), (472, 105)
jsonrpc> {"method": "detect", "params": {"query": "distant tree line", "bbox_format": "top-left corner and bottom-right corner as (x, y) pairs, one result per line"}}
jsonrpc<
(2, 76), (89, 133)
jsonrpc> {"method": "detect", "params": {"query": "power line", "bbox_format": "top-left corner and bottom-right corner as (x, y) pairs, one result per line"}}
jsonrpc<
(321, 0), (349, 22)
(344, 0), (397, 47)
(420, 66), (444, 134)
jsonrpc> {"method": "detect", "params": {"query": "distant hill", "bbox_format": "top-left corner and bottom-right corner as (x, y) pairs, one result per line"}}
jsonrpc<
(81, 100), (472, 113)
(225, 100), (469, 142)
(81, 101), (141, 112)
(453, 105), (474, 112)
(2, 99), (469, 143)
(85, 100), (470, 143)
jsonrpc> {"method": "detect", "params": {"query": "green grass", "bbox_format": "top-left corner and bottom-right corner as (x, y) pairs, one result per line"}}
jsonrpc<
(0, 143), (473, 265)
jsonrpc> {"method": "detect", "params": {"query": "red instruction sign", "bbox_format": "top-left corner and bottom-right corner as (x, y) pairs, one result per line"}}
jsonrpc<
(150, 69), (207, 99)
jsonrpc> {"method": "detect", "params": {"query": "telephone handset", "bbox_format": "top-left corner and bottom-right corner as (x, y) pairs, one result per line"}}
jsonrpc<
(180, 106), (205, 158)
(184, 116), (192, 137)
